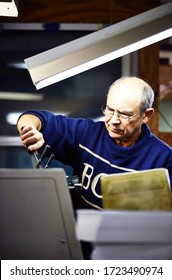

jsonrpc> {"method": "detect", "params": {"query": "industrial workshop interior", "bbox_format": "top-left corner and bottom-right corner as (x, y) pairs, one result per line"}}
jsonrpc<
(0, 0), (172, 261)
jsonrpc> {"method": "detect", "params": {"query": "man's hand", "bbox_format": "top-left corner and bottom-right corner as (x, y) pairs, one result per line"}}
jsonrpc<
(20, 125), (45, 152)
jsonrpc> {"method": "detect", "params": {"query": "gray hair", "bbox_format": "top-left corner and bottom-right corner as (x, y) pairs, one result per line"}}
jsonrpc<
(139, 81), (154, 113)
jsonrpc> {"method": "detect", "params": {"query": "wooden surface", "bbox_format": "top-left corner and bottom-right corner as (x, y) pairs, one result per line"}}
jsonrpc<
(137, 44), (172, 146)
(0, 0), (161, 23)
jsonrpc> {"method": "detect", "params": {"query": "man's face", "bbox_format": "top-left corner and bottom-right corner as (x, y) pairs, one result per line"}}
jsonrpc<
(104, 83), (146, 145)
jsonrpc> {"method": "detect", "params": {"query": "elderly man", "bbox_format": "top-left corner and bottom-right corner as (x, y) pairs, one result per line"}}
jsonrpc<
(17, 76), (172, 209)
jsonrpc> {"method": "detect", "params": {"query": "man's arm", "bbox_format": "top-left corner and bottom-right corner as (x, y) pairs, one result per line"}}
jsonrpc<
(17, 114), (42, 133)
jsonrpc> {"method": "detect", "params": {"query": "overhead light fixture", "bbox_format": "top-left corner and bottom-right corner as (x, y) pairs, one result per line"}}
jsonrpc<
(6, 112), (23, 125)
(0, 92), (43, 101)
(0, 136), (23, 146)
(7, 62), (28, 69)
(6, 111), (70, 125)
(0, 0), (18, 17)
(25, 2), (172, 90)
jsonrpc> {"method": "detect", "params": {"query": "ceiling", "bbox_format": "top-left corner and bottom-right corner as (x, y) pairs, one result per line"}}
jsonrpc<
(0, 0), (167, 23)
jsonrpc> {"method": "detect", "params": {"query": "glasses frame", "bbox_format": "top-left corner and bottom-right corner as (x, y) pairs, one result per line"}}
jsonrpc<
(101, 107), (142, 121)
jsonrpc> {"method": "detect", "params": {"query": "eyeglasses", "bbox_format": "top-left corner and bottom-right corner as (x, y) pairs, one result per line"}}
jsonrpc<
(101, 107), (141, 120)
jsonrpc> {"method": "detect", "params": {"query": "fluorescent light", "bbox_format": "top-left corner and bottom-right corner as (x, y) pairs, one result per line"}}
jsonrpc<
(0, 92), (43, 100)
(2, 23), (101, 31)
(7, 62), (27, 69)
(0, 136), (23, 146)
(2, 23), (44, 30)
(6, 111), (70, 125)
(59, 23), (102, 31)
(52, 111), (70, 116)
(34, 28), (172, 90)
(6, 112), (22, 125)
(25, 2), (172, 90)
(0, 0), (18, 17)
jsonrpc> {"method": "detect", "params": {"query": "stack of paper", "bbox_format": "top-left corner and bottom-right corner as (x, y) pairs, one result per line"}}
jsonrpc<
(76, 210), (172, 259)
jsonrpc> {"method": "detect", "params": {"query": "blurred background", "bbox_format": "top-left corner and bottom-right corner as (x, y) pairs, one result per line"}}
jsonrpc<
(0, 0), (171, 174)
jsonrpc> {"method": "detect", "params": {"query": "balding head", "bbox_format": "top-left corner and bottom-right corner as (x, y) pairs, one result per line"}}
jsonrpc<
(108, 76), (154, 113)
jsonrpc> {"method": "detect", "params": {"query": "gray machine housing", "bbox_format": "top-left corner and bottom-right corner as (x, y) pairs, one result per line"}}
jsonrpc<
(0, 168), (83, 260)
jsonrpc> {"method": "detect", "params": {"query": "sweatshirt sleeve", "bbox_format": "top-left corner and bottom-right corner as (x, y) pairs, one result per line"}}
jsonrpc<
(19, 110), (87, 165)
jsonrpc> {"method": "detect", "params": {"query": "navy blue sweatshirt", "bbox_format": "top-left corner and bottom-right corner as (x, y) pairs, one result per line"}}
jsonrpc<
(21, 110), (172, 209)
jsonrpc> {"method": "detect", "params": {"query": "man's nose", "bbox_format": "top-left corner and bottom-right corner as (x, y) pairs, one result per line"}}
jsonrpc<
(109, 112), (121, 123)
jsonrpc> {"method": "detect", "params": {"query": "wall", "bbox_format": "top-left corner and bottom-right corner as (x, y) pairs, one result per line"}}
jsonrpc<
(0, 26), (121, 170)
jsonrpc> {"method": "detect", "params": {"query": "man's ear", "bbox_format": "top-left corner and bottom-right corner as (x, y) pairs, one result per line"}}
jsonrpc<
(142, 108), (154, 123)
